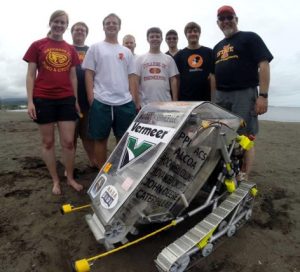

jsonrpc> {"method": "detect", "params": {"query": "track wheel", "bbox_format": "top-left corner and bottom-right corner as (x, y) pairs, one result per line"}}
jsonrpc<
(202, 243), (214, 257)
(169, 255), (190, 272)
(245, 209), (252, 221)
(227, 225), (237, 237)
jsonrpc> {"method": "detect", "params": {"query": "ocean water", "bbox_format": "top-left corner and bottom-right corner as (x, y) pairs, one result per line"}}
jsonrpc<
(259, 106), (300, 122)
(5, 106), (300, 122)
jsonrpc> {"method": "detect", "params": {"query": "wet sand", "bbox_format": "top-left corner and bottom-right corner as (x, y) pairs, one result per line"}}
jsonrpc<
(0, 111), (299, 272)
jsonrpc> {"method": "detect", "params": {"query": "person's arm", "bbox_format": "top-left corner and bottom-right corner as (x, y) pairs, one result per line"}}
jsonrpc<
(85, 69), (95, 106)
(209, 73), (216, 103)
(255, 60), (270, 115)
(26, 62), (37, 120)
(170, 76), (178, 101)
(129, 73), (140, 110)
(70, 66), (80, 113)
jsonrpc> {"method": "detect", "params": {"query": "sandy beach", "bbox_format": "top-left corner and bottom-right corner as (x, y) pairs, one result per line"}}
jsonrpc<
(0, 111), (299, 272)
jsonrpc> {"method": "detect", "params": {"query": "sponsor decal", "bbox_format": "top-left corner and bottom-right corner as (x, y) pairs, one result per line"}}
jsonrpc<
(119, 136), (154, 169)
(100, 185), (118, 209)
(91, 174), (107, 198)
(121, 177), (134, 191)
(118, 122), (175, 170)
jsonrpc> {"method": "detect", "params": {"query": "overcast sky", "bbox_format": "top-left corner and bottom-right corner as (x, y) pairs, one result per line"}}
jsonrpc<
(0, 0), (299, 107)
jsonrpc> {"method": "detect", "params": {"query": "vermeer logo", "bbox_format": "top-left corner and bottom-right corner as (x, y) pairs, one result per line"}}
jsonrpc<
(119, 136), (155, 169)
(118, 122), (175, 170)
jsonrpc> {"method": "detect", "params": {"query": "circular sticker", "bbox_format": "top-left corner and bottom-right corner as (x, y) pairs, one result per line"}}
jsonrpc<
(100, 185), (119, 209)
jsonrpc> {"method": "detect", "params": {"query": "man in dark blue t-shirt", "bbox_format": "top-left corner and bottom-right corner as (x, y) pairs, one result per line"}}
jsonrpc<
(211, 5), (273, 180)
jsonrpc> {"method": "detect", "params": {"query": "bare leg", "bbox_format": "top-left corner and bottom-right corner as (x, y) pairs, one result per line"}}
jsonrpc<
(38, 123), (61, 195)
(82, 138), (97, 167)
(241, 146), (255, 176)
(94, 139), (108, 170)
(58, 121), (83, 192)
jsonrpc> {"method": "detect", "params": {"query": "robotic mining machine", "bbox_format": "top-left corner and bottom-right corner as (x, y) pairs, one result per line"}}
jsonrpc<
(74, 101), (258, 272)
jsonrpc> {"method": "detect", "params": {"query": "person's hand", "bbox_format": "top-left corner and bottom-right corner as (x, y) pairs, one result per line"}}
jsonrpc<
(27, 101), (37, 120)
(87, 92), (94, 106)
(75, 101), (83, 118)
(136, 105), (141, 114)
(255, 96), (268, 115)
(75, 101), (81, 113)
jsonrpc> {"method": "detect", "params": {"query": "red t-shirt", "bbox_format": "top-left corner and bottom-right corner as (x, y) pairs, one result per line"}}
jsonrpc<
(23, 38), (80, 99)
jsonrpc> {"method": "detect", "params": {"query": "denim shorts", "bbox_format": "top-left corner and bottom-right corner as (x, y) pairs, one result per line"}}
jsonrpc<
(88, 100), (136, 140)
(33, 96), (78, 124)
(216, 87), (258, 136)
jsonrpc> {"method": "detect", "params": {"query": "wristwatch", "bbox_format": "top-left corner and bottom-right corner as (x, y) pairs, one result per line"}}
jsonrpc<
(259, 93), (268, 98)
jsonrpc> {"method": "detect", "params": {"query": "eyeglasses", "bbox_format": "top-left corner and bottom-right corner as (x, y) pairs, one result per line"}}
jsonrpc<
(166, 37), (177, 41)
(74, 28), (87, 33)
(218, 15), (235, 22)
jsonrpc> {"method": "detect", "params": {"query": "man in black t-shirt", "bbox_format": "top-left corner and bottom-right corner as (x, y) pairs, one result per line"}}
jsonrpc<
(165, 29), (180, 58)
(71, 22), (96, 168)
(174, 22), (213, 101)
(211, 5), (273, 180)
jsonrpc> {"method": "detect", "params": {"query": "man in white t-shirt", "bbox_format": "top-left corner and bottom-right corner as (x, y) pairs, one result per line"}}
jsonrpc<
(135, 27), (179, 107)
(82, 13), (139, 170)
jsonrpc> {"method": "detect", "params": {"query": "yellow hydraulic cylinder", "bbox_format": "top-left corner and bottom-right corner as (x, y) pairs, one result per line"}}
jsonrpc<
(236, 135), (254, 151)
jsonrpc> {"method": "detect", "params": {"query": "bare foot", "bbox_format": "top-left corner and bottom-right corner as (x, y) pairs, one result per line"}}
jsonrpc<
(67, 179), (83, 192)
(52, 183), (62, 195)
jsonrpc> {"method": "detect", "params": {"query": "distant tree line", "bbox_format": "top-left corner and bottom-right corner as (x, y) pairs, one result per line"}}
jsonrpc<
(0, 98), (27, 110)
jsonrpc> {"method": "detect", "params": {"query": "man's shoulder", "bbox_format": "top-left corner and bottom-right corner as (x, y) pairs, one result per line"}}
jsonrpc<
(162, 52), (174, 60)
(174, 47), (188, 57)
(199, 46), (213, 53)
(88, 41), (103, 50)
(136, 52), (149, 61)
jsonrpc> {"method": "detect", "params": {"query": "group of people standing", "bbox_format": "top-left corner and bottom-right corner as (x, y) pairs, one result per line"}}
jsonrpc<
(23, 6), (273, 195)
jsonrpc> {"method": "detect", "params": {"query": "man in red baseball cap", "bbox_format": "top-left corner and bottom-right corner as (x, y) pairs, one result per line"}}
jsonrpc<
(211, 6), (273, 181)
(216, 5), (238, 38)
(217, 5), (236, 16)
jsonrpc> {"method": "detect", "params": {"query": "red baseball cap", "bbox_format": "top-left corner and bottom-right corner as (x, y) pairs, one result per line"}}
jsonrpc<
(217, 5), (236, 16)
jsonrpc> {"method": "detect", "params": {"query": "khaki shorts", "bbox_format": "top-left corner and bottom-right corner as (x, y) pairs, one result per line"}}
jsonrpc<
(216, 87), (258, 136)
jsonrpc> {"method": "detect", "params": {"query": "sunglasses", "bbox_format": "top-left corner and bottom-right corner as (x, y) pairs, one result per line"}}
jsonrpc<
(166, 37), (177, 41)
(218, 15), (235, 22)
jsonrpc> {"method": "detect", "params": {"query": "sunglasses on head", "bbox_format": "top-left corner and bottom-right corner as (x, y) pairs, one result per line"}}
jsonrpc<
(218, 15), (235, 22)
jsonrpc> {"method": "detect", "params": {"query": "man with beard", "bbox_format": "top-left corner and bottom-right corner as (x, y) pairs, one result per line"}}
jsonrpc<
(211, 6), (273, 180)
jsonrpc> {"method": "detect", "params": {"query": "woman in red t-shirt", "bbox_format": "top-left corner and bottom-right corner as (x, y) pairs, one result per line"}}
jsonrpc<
(23, 10), (83, 195)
